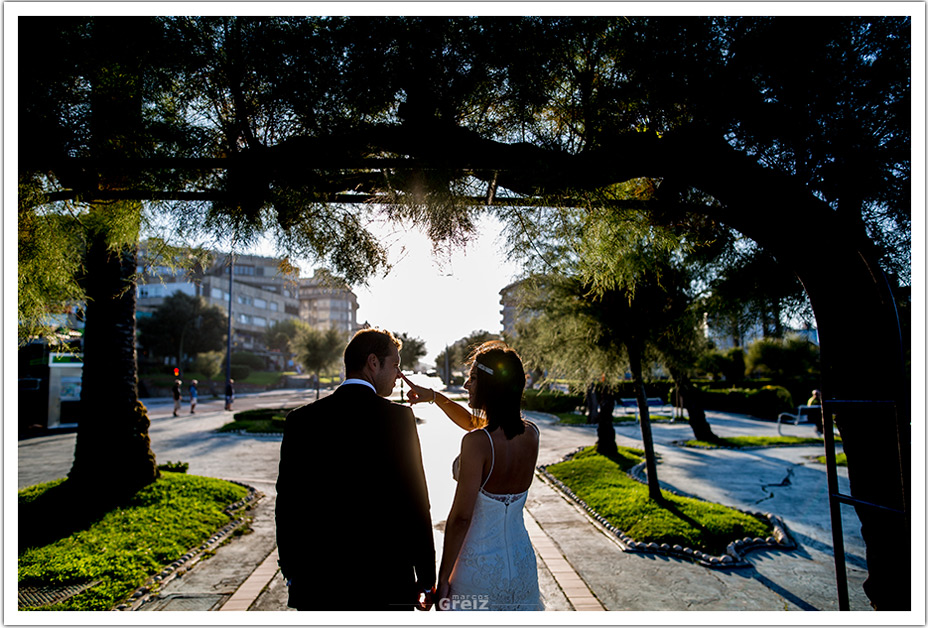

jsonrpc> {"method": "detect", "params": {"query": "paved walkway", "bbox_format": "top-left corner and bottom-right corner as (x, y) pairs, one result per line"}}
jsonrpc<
(149, 410), (869, 612)
(19, 394), (872, 613)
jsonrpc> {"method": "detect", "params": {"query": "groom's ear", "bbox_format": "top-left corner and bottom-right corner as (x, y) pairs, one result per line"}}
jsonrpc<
(366, 353), (380, 371)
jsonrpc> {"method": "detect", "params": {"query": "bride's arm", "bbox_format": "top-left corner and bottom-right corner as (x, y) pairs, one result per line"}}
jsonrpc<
(433, 391), (484, 431)
(399, 372), (482, 431)
(437, 431), (486, 608)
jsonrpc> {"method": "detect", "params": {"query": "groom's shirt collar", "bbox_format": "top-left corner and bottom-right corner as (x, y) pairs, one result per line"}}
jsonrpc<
(340, 378), (376, 393)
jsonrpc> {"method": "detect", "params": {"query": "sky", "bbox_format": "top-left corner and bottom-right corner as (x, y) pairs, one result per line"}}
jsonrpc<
(244, 213), (523, 367)
(350, 215), (522, 366)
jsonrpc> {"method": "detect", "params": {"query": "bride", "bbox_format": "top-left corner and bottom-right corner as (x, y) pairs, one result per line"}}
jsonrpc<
(402, 341), (543, 611)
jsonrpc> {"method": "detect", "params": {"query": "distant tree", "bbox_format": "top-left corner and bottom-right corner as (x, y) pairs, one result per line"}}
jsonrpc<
(296, 327), (347, 399)
(231, 350), (266, 372)
(265, 318), (312, 371)
(697, 347), (746, 383)
(137, 292), (227, 369)
(192, 350), (224, 394)
(435, 330), (501, 382)
(394, 332), (427, 371)
(745, 335), (821, 380)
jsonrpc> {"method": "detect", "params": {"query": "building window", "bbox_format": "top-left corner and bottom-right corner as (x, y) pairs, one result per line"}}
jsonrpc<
(254, 316), (267, 327)
(254, 298), (267, 309)
(231, 264), (255, 276)
(269, 301), (279, 312)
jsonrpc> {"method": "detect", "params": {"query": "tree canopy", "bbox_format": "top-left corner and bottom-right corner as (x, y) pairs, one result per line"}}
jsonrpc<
(394, 332), (427, 371)
(137, 292), (228, 365)
(18, 15), (913, 609)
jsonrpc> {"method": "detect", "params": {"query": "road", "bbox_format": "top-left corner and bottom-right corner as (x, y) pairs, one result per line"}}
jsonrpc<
(19, 382), (865, 567)
(18, 379), (871, 611)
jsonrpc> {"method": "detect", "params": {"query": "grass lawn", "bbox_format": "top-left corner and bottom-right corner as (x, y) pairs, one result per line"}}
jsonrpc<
(554, 412), (680, 425)
(18, 473), (248, 611)
(684, 435), (825, 449)
(545, 446), (772, 556)
(815, 453), (848, 466)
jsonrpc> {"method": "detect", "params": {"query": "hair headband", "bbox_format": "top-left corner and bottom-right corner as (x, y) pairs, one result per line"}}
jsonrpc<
(475, 362), (494, 375)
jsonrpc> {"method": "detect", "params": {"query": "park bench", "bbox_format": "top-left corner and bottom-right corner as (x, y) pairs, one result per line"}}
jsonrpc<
(776, 404), (822, 436)
(618, 397), (670, 420)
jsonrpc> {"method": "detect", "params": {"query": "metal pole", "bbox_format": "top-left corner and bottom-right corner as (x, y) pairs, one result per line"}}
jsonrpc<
(444, 346), (450, 387)
(226, 253), (234, 386)
(822, 400), (850, 611)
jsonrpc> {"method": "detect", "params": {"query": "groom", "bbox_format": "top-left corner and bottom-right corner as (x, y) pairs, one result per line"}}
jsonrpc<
(275, 328), (435, 610)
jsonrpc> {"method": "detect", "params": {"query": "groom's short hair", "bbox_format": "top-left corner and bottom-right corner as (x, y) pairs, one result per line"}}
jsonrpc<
(344, 328), (402, 373)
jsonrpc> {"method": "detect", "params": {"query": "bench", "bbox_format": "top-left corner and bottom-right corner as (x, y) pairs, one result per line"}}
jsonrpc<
(618, 397), (671, 420)
(777, 405), (822, 436)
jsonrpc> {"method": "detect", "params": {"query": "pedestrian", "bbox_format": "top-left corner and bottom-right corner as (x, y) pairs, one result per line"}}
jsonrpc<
(189, 379), (198, 414)
(807, 389), (824, 434)
(172, 379), (182, 417)
(224, 379), (235, 411)
(276, 328), (434, 611)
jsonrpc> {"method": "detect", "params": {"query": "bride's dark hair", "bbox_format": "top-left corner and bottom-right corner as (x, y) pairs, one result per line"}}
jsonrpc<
(467, 341), (526, 439)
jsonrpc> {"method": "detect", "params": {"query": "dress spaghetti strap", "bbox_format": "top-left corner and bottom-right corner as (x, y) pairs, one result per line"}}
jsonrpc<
(480, 428), (495, 489)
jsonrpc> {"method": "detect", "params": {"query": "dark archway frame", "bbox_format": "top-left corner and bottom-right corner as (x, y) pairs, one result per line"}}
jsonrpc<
(35, 123), (911, 609)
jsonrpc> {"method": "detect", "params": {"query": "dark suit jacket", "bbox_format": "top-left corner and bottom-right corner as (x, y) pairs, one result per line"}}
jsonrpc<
(275, 384), (435, 610)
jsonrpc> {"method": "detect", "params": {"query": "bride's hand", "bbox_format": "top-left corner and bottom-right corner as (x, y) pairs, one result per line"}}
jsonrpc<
(435, 581), (451, 611)
(397, 369), (434, 405)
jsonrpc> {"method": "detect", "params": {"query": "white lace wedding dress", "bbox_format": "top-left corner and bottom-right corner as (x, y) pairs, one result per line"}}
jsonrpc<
(447, 427), (544, 611)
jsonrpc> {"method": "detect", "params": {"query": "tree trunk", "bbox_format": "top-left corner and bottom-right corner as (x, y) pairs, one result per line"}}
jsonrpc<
(673, 131), (910, 610)
(594, 385), (617, 457)
(666, 364), (719, 443)
(70, 230), (158, 494)
(627, 342), (661, 501)
(68, 17), (159, 498)
(585, 383), (598, 424)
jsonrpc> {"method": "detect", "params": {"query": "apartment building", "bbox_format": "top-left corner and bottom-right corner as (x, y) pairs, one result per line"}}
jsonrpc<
(137, 246), (360, 362)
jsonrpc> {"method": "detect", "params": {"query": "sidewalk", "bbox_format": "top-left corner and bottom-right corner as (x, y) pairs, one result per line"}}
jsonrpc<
(134, 408), (871, 613)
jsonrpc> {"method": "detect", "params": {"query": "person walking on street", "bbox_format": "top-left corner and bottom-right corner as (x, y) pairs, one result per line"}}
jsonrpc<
(225, 379), (235, 411)
(189, 380), (198, 414)
(172, 379), (182, 417)
(276, 328), (435, 611)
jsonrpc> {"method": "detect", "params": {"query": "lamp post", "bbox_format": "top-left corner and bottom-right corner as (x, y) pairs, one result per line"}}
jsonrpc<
(225, 253), (234, 388)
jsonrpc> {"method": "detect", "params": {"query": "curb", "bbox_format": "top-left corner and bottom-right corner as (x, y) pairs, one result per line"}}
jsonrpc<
(115, 481), (261, 611)
(537, 447), (795, 569)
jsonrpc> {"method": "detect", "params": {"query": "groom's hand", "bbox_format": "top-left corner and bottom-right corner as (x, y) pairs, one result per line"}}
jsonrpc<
(416, 586), (435, 611)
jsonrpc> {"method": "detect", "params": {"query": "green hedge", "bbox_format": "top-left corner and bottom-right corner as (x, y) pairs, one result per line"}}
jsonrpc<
(229, 364), (251, 381)
(521, 389), (584, 413)
(698, 385), (793, 420)
(231, 351), (266, 371)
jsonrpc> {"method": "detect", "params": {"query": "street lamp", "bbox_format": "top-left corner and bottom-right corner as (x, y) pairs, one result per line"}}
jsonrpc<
(225, 253), (234, 388)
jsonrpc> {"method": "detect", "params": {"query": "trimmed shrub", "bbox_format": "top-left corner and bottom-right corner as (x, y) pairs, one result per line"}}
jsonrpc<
(230, 364), (251, 381)
(232, 351), (266, 371)
(699, 385), (793, 420)
(157, 460), (189, 473)
(522, 389), (584, 413)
